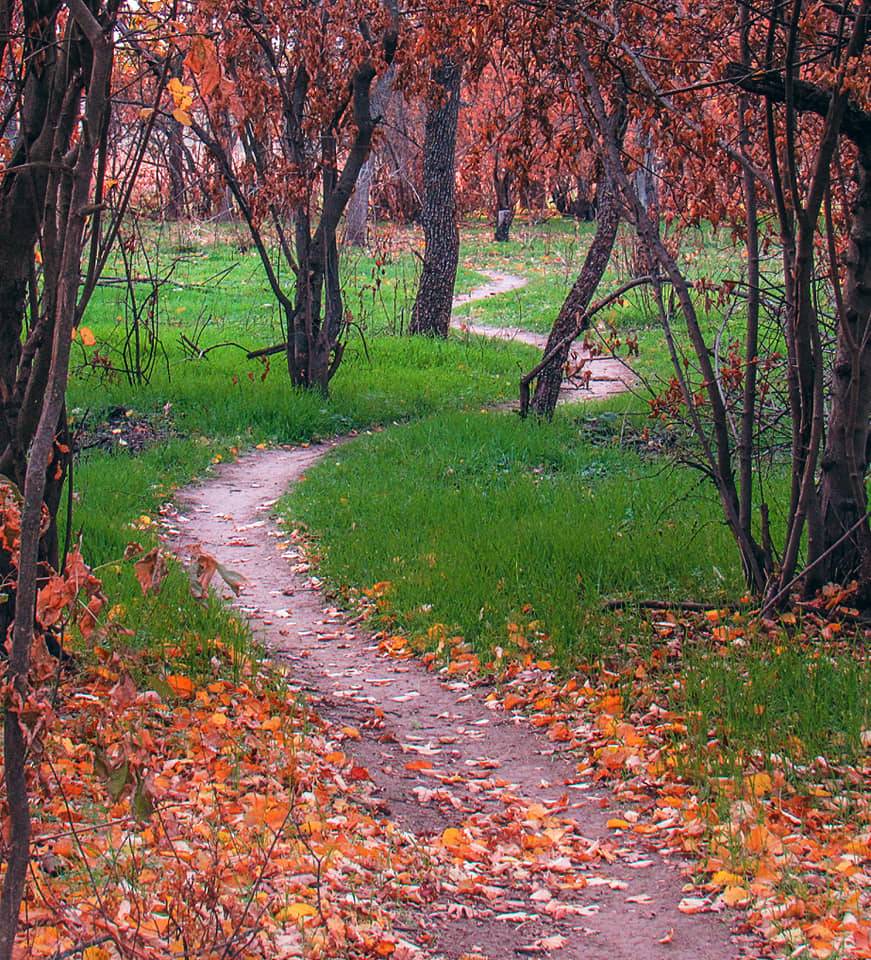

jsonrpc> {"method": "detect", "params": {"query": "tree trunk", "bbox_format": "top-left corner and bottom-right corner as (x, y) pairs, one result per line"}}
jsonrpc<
(343, 153), (375, 246)
(343, 65), (395, 247)
(527, 181), (619, 418)
(0, 1), (116, 952)
(409, 57), (462, 337)
(166, 122), (186, 220)
(815, 146), (871, 591)
(493, 151), (513, 242)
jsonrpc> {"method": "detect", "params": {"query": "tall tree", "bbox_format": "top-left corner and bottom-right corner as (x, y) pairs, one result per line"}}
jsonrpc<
(0, 0), (151, 950)
(179, 0), (399, 390)
(344, 65), (396, 246)
(725, 2), (871, 596)
(501, 0), (871, 601)
(409, 56), (463, 337)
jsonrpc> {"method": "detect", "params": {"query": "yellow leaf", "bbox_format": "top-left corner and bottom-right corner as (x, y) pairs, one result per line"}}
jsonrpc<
(442, 827), (462, 847)
(721, 884), (750, 907)
(139, 107), (155, 121)
(278, 902), (317, 922)
(340, 725), (360, 740)
(168, 77), (191, 99)
(79, 326), (96, 347)
(745, 772), (771, 797)
(173, 108), (192, 127)
(83, 948), (111, 960)
(165, 674), (194, 698)
(606, 818), (631, 829)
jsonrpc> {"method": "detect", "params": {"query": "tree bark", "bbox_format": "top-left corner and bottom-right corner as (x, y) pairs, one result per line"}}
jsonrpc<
(166, 122), (186, 220)
(343, 153), (375, 247)
(409, 57), (462, 337)
(817, 146), (871, 590)
(527, 182), (620, 417)
(493, 151), (513, 242)
(343, 65), (395, 247)
(0, 1), (116, 952)
(725, 7), (871, 595)
(527, 88), (626, 419)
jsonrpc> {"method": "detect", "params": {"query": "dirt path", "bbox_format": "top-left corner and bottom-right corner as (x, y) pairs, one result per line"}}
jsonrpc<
(451, 269), (635, 404)
(163, 450), (755, 960)
(161, 277), (757, 959)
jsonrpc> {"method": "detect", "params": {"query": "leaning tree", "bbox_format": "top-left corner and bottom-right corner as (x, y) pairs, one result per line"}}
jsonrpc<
(514, 0), (871, 604)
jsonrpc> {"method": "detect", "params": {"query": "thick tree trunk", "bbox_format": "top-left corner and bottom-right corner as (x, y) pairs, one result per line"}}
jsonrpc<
(343, 66), (395, 247)
(409, 57), (462, 338)
(815, 147), (871, 591)
(343, 153), (375, 247)
(166, 123), (186, 220)
(527, 182), (619, 418)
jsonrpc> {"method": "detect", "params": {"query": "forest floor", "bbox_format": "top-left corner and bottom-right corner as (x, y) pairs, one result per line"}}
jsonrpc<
(157, 277), (762, 959)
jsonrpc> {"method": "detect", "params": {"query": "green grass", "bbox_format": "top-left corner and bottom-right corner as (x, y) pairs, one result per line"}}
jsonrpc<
(285, 409), (744, 665)
(69, 225), (539, 673)
(680, 625), (871, 787)
(67, 215), (871, 800)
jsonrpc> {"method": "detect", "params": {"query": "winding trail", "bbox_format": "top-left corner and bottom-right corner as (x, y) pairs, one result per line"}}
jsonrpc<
(161, 274), (756, 959)
(451, 269), (635, 404)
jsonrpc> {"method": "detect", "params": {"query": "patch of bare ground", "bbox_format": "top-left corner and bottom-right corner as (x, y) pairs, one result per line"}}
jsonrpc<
(160, 276), (763, 958)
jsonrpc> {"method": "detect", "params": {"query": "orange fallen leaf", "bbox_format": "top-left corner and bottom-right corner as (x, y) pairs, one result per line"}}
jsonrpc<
(165, 674), (194, 698)
(442, 827), (463, 847)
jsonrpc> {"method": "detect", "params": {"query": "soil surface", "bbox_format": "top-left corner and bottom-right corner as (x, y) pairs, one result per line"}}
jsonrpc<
(161, 275), (760, 959)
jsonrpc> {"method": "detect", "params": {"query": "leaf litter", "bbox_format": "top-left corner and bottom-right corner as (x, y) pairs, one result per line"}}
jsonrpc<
(11, 442), (871, 959)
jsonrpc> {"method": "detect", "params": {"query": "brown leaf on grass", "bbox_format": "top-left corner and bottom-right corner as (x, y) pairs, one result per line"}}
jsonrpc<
(195, 550), (218, 595)
(134, 547), (167, 596)
(193, 549), (246, 597)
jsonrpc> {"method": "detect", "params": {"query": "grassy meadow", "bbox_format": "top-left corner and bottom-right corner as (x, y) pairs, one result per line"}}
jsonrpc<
(68, 215), (871, 785)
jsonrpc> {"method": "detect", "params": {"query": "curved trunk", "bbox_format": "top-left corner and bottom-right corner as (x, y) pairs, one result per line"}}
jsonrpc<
(528, 183), (619, 418)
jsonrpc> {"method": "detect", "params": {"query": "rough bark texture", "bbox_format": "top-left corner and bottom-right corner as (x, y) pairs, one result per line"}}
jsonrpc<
(528, 184), (620, 417)
(409, 57), (462, 338)
(343, 154), (375, 246)
(0, 1), (116, 952)
(166, 122), (186, 220)
(343, 65), (395, 247)
(817, 146), (871, 589)
(493, 152), (514, 242)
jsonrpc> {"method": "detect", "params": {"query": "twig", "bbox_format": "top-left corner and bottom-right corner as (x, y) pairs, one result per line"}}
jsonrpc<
(246, 342), (287, 360)
(520, 275), (656, 390)
(761, 509), (871, 616)
(52, 936), (113, 960)
(179, 336), (252, 360)
(603, 598), (712, 612)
